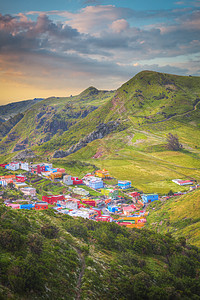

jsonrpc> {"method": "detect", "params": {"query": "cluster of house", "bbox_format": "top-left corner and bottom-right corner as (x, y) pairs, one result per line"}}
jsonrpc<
(2, 161), (199, 229)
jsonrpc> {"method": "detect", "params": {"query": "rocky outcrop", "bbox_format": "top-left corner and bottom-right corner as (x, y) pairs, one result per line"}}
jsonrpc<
(13, 149), (37, 160)
(53, 121), (120, 158)
(13, 138), (29, 152)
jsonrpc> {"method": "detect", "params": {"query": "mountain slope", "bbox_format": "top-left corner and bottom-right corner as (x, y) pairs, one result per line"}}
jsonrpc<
(0, 204), (200, 299)
(0, 98), (43, 120)
(146, 189), (200, 247)
(0, 89), (114, 154)
(0, 71), (200, 195)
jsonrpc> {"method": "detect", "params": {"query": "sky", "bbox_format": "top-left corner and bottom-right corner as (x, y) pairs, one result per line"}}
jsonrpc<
(0, 0), (200, 105)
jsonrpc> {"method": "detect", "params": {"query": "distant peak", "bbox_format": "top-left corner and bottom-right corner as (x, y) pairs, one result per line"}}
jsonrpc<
(80, 86), (99, 97)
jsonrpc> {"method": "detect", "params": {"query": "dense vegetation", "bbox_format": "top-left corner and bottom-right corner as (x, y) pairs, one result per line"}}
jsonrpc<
(0, 205), (200, 299)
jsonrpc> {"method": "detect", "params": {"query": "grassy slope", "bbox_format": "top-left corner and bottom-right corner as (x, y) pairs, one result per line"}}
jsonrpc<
(0, 98), (43, 119)
(146, 189), (200, 247)
(0, 71), (200, 195)
(0, 204), (200, 299)
(0, 89), (115, 154)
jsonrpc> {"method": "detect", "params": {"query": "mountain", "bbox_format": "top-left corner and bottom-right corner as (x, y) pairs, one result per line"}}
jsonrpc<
(0, 89), (114, 153)
(0, 98), (44, 120)
(0, 204), (200, 299)
(146, 189), (200, 247)
(0, 71), (200, 195)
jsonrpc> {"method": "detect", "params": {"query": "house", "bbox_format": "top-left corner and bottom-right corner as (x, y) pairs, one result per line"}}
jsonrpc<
(16, 174), (27, 182)
(172, 179), (193, 186)
(63, 175), (73, 185)
(95, 215), (112, 222)
(20, 187), (36, 197)
(42, 195), (65, 204)
(5, 162), (20, 171)
(6, 203), (20, 209)
(101, 188), (118, 199)
(118, 180), (131, 189)
(95, 169), (110, 178)
(57, 168), (65, 173)
(20, 162), (29, 171)
(35, 202), (48, 210)
(20, 204), (35, 210)
(37, 165), (46, 174)
(89, 178), (103, 189)
(108, 205), (118, 213)
(129, 192), (140, 198)
(71, 177), (83, 185)
(91, 208), (102, 217)
(73, 187), (89, 196)
(82, 199), (96, 207)
(14, 182), (28, 189)
(50, 172), (63, 180)
(0, 175), (16, 186)
(123, 204), (137, 216)
(141, 194), (158, 204)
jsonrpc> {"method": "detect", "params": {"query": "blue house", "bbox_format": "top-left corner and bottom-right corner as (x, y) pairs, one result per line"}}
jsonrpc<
(141, 194), (158, 204)
(20, 204), (35, 210)
(108, 205), (118, 213)
(89, 179), (103, 189)
(118, 180), (131, 189)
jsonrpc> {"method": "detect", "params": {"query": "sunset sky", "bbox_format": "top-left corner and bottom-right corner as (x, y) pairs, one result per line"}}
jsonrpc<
(0, 0), (200, 105)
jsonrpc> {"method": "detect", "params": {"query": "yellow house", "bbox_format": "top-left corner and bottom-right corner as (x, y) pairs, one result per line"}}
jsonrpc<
(95, 169), (110, 178)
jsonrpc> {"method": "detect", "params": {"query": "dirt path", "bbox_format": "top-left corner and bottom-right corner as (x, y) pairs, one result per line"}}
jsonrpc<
(76, 249), (86, 300)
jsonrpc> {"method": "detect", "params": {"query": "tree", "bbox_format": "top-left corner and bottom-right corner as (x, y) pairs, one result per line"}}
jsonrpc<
(166, 133), (182, 151)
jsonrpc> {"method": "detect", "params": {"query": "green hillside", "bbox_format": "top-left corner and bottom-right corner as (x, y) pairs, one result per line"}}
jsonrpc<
(146, 189), (200, 247)
(0, 71), (200, 194)
(0, 98), (43, 120)
(0, 204), (200, 299)
(0, 89), (114, 154)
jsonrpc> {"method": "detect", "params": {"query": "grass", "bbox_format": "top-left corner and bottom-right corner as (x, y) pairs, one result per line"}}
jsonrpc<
(146, 189), (200, 247)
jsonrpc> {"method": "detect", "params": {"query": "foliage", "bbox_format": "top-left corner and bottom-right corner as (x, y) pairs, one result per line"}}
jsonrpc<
(0, 205), (200, 299)
(166, 133), (182, 151)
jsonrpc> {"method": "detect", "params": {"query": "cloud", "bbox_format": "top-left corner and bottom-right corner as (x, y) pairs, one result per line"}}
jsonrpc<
(0, 4), (200, 103)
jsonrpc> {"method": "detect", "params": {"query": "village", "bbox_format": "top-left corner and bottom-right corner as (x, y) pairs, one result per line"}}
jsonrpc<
(0, 161), (199, 229)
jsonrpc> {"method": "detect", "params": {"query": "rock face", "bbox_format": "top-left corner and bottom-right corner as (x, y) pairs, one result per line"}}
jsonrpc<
(13, 149), (37, 160)
(53, 121), (120, 158)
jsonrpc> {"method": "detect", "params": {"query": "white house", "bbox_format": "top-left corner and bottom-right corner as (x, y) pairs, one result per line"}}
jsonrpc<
(63, 175), (73, 185)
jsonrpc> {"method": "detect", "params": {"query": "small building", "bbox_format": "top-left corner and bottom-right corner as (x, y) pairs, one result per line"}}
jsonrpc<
(141, 194), (158, 204)
(20, 162), (29, 171)
(95, 169), (110, 178)
(16, 174), (27, 182)
(129, 192), (140, 198)
(95, 215), (112, 222)
(123, 204), (137, 216)
(108, 205), (118, 213)
(63, 175), (73, 185)
(5, 162), (20, 171)
(82, 199), (96, 207)
(14, 182), (28, 189)
(89, 178), (103, 189)
(73, 187), (89, 196)
(21, 187), (36, 197)
(50, 172), (63, 180)
(172, 179), (193, 186)
(118, 180), (131, 189)
(72, 177), (83, 185)
(37, 165), (46, 174)
(20, 204), (35, 210)
(42, 195), (65, 204)
(6, 203), (20, 209)
(35, 202), (48, 210)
